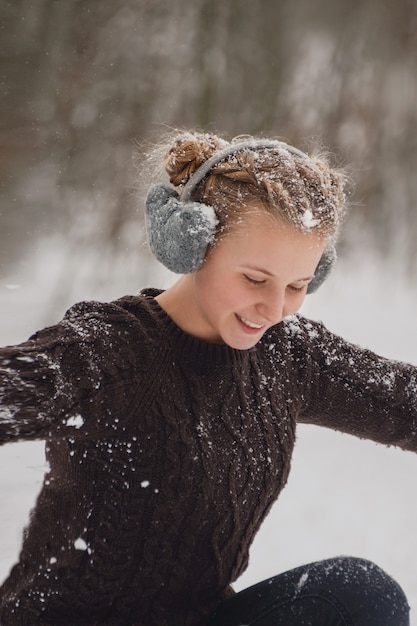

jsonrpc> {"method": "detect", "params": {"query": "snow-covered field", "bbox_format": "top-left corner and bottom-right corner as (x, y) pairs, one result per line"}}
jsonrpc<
(1, 245), (416, 619)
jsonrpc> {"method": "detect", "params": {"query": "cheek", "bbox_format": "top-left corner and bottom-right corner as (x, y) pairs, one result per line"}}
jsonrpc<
(206, 283), (244, 322)
(194, 263), (250, 318)
(283, 292), (306, 318)
(194, 270), (229, 315)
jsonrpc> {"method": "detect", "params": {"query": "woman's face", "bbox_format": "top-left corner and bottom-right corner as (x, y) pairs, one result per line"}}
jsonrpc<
(182, 211), (326, 350)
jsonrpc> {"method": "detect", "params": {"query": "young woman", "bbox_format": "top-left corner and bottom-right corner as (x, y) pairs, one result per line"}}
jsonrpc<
(0, 131), (414, 625)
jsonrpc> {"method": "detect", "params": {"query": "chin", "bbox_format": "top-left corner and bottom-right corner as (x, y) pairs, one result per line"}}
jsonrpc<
(224, 335), (263, 350)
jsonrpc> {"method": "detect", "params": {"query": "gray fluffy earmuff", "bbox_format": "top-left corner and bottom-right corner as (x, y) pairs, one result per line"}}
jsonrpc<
(145, 184), (218, 274)
(306, 246), (336, 294)
(145, 139), (336, 292)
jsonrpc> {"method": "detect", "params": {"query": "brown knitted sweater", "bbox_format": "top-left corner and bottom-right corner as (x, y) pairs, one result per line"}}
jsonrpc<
(0, 288), (416, 625)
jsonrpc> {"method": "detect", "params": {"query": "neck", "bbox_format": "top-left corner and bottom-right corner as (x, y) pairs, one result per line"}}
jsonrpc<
(155, 276), (193, 331)
(155, 276), (222, 344)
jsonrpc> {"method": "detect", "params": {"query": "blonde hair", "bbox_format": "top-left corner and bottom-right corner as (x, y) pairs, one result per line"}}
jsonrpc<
(149, 130), (347, 242)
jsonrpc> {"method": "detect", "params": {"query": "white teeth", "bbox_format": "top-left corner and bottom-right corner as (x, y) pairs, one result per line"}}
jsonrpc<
(239, 316), (263, 329)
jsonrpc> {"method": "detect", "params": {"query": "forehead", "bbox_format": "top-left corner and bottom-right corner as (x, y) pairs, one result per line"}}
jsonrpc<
(224, 209), (325, 247)
(208, 210), (326, 280)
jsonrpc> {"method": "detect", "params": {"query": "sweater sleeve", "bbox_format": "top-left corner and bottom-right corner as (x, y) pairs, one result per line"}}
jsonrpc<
(283, 315), (417, 453)
(0, 300), (147, 444)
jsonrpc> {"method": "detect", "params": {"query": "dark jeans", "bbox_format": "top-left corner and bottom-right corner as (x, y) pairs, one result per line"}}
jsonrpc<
(207, 557), (410, 626)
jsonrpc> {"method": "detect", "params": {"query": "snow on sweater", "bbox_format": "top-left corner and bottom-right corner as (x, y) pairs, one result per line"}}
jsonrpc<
(0, 288), (416, 625)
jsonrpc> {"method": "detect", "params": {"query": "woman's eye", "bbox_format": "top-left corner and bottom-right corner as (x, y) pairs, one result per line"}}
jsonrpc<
(244, 275), (266, 285)
(288, 284), (307, 293)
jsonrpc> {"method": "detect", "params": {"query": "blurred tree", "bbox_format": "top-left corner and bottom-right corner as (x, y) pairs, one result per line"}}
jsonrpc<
(1, 0), (417, 306)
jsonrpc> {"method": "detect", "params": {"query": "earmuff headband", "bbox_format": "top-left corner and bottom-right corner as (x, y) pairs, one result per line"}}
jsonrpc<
(181, 139), (313, 201)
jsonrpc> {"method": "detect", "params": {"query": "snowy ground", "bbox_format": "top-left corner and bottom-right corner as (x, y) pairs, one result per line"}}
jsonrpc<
(0, 244), (416, 619)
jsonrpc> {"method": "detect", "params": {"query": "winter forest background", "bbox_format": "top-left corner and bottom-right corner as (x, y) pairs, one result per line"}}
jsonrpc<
(1, 0), (417, 616)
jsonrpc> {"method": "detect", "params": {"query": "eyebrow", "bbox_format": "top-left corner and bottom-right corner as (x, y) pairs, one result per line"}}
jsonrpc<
(242, 265), (313, 282)
(242, 265), (274, 276)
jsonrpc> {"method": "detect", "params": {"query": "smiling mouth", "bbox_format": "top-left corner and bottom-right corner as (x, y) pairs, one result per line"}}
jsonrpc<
(237, 315), (264, 330)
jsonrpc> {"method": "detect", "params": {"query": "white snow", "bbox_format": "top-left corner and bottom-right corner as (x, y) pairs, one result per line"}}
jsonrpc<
(199, 204), (219, 231)
(300, 208), (319, 231)
(74, 537), (88, 551)
(66, 415), (85, 429)
(0, 248), (416, 617)
(296, 571), (309, 592)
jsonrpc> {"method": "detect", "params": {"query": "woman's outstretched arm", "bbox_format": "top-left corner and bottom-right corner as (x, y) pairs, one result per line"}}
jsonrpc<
(0, 299), (145, 445)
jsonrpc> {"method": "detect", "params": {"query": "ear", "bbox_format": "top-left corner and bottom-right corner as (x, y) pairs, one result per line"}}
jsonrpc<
(307, 246), (337, 294)
(145, 185), (219, 274)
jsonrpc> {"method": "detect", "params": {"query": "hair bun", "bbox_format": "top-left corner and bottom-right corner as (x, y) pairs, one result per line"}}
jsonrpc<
(165, 132), (229, 188)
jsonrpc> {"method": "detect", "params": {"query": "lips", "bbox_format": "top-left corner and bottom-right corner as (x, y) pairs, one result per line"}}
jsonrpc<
(237, 315), (264, 330)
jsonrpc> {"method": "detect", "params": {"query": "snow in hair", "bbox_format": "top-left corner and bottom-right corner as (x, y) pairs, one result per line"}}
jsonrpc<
(163, 132), (347, 240)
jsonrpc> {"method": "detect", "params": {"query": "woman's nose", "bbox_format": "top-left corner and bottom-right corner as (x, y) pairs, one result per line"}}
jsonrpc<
(256, 289), (286, 324)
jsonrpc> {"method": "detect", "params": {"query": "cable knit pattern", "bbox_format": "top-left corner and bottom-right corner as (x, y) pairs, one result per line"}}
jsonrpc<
(0, 289), (416, 625)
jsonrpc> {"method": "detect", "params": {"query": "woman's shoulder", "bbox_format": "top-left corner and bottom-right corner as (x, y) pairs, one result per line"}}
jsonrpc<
(4, 290), (166, 369)
(111, 288), (162, 324)
(257, 313), (360, 372)
(56, 289), (162, 334)
(55, 290), (166, 355)
(259, 314), (327, 351)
